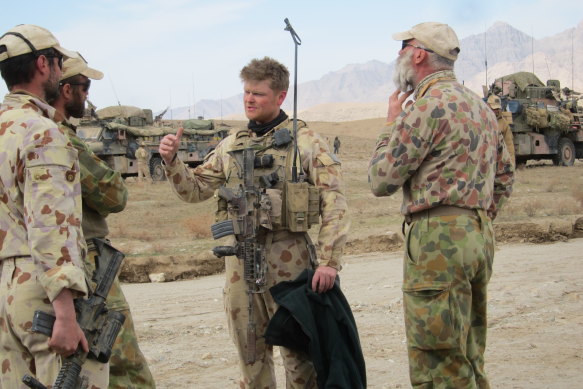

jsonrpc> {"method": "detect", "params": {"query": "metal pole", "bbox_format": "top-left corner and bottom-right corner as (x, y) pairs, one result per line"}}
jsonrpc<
(284, 18), (302, 182)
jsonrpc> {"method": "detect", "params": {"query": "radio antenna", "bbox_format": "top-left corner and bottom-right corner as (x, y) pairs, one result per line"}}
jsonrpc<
(284, 18), (302, 182)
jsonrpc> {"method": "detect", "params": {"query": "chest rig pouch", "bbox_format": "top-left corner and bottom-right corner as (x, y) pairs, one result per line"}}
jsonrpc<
(215, 126), (319, 233)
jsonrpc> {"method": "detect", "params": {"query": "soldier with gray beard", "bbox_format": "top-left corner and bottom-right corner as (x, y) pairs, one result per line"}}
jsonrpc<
(369, 22), (514, 388)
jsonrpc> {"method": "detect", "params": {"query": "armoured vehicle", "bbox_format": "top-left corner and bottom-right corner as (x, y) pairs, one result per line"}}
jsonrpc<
(77, 105), (230, 180)
(486, 72), (583, 166)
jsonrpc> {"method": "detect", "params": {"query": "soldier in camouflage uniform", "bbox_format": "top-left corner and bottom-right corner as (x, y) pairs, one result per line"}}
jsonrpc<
(0, 25), (108, 388)
(136, 141), (152, 183)
(487, 94), (516, 164)
(368, 23), (514, 388)
(159, 57), (350, 388)
(50, 55), (156, 389)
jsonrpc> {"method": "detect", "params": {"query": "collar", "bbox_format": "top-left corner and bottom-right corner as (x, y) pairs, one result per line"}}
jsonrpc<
(8, 90), (63, 122)
(414, 70), (456, 99)
(247, 110), (288, 136)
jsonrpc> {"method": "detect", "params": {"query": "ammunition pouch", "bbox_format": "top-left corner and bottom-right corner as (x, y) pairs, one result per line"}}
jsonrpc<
(284, 181), (320, 232)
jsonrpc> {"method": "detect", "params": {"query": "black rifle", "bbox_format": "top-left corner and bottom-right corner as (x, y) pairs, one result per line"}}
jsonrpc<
(22, 239), (126, 389)
(211, 147), (268, 363)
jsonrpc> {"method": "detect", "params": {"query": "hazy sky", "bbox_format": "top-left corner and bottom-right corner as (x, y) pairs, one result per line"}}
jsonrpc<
(2, 0), (582, 115)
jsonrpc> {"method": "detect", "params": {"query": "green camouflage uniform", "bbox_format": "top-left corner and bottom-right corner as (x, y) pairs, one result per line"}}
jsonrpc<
(63, 122), (156, 389)
(164, 117), (350, 388)
(0, 91), (108, 388)
(369, 71), (514, 388)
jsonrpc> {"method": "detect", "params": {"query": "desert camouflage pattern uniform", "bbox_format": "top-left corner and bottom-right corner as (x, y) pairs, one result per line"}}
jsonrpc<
(369, 71), (514, 388)
(0, 92), (108, 388)
(164, 117), (350, 389)
(135, 146), (152, 182)
(496, 114), (515, 163)
(62, 121), (156, 389)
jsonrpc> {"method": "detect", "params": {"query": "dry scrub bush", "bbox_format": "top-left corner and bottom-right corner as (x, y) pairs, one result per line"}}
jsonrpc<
(545, 178), (562, 193)
(522, 199), (543, 217)
(572, 186), (583, 208)
(554, 200), (581, 216)
(182, 213), (214, 238)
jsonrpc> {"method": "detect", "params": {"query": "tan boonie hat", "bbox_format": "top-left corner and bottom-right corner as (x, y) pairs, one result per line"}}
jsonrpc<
(0, 24), (76, 62)
(61, 53), (104, 81)
(393, 22), (460, 61)
(487, 94), (502, 109)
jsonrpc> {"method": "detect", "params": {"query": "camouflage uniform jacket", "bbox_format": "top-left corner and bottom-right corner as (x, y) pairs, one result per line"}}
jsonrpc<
(61, 120), (128, 240)
(0, 92), (87, 301)
(164, 117), (350, 269)
(369, 70), (514, 217)
(496, 113), (516, 163)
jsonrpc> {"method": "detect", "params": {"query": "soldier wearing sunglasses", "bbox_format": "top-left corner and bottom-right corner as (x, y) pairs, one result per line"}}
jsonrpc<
(50, 54), (157, 389)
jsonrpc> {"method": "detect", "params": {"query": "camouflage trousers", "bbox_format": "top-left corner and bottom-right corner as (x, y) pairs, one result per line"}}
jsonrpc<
(85, 243), (156, 389)
(137, 161), (152, 183)
(223, 231), (317, 389)
(402, 211), (494, 389)
(0, 257), (109, 388)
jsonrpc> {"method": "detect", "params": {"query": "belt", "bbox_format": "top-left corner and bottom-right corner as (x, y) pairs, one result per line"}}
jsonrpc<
(405, 205), (478, 224)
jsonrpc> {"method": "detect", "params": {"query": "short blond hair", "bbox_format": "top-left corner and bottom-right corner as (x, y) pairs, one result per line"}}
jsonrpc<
(240, 57), (289, 92)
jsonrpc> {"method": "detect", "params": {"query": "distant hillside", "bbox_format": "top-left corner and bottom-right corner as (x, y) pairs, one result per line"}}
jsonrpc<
(163, 20), (583, 122)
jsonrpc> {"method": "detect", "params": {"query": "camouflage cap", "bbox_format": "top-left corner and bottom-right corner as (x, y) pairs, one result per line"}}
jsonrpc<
(0, 24), (76, 62)
(393, 22), (460, 61)
(61, 53), (104, 81)
(487, 94), (502, 109)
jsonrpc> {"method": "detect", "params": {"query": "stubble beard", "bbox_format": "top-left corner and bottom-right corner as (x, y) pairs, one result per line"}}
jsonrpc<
(392, 50), (415, 92)
(43, 66), (60, 103)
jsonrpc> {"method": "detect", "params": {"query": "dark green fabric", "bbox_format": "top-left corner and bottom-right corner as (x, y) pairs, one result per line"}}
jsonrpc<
(264, 269), (366, 389)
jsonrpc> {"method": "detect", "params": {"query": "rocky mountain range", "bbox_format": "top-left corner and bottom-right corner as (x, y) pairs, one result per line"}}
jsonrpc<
(164, 20), (583, 122)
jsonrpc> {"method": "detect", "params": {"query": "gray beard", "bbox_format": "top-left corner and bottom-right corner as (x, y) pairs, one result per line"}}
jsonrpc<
(392, 51), (415, 92)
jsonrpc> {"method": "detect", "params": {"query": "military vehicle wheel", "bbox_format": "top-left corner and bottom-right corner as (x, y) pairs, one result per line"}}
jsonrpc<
(150, 157), (166, 181)
(553, 138), (575, 166)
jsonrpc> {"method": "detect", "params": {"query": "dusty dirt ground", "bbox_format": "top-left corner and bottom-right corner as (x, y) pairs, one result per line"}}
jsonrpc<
(106, 117), (583, 387)
(123, 239), (583, 388)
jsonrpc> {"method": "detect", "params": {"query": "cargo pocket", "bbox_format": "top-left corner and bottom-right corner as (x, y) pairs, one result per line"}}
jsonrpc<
(402, 281), (460, 350)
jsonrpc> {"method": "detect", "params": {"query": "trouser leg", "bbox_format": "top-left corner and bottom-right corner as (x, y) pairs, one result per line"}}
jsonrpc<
(403, 215), (493, 389)
(223, 232), (317, 389)
(85, 245), (156, 388)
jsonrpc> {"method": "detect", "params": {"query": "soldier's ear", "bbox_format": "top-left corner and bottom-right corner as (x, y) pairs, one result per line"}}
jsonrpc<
(277, 90), (287, 106)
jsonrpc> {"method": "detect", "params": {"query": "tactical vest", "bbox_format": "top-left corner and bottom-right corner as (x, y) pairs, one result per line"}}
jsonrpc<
(216, 123), (319, 232)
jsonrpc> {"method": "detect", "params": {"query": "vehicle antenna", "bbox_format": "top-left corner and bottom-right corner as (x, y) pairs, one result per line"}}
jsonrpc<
(484, 23), (488, 88)
(109, 76), (121, 107)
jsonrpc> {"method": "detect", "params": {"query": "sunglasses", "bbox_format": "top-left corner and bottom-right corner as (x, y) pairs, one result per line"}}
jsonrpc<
(44, 53), (64, 70)
(60, 79), (91, 92)
(401, 41), (434, 54)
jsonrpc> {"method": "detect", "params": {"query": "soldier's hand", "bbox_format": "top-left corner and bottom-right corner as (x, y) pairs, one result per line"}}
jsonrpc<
(159, 126), (184, 165)
(49, 288), (89, 357)
(312, 266), (338, 294)
(387, 89), (413, 122)
(49, 317), (89, 357)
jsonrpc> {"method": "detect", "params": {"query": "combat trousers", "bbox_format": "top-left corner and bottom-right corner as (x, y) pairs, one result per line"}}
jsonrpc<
(402, 212), (494, 389)
(0, 257), (109, 389)
(137, 161), (152, 183)
(223, 231), (318, 389)
(85, 242), (156, 389)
